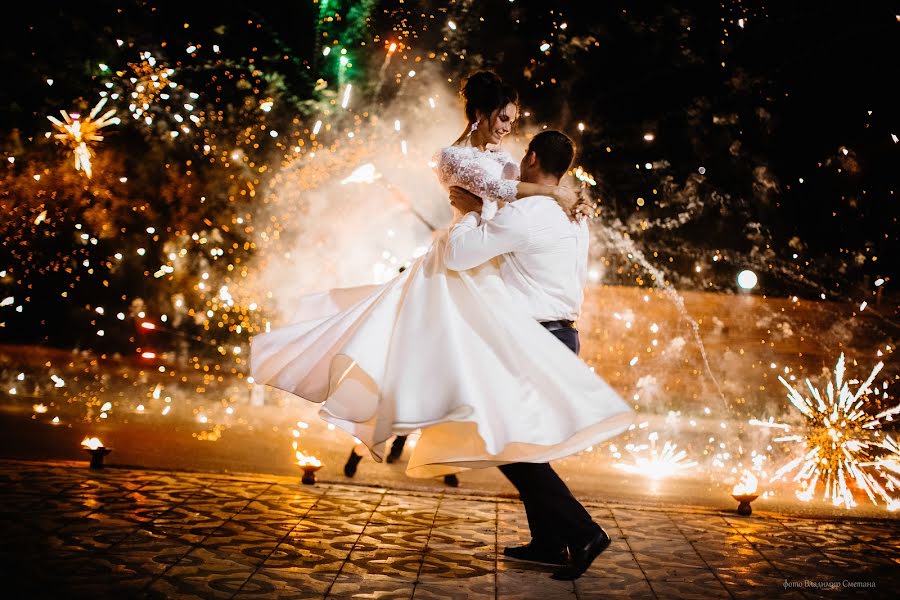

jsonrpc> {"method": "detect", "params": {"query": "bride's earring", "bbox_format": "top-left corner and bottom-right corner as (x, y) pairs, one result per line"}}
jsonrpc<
(467, 118), (480, 139)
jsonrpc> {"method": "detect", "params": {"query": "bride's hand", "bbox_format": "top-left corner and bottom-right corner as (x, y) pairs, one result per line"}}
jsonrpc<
(550, 186), (581, 221)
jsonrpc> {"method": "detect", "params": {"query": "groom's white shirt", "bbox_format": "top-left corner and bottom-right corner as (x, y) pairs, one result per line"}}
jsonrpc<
(444, 195), (589, 321)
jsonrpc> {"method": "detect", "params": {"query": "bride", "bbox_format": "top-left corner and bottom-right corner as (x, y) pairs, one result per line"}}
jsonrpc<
(251, 71), (634, 477)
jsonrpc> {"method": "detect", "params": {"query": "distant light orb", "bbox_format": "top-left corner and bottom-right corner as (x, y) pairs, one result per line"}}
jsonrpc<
(737, 270), (758, 290)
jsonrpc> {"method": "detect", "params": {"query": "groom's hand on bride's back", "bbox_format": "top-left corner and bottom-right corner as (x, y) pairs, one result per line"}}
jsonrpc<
(449, 186), (483, 214)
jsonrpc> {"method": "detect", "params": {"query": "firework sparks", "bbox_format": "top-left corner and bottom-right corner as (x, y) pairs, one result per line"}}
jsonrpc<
(762, 354), (898, 509)
(612, 431), (698, 479)
(126, 53), (177, 116)
(573, 166), (597, 186)
(860, 432), (900, 511)
(47, 98), (118, 177)
(748, 417), (791, 431)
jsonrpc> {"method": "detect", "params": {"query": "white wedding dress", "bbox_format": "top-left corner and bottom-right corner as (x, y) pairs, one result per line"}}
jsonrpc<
(250, 145), (635, 477)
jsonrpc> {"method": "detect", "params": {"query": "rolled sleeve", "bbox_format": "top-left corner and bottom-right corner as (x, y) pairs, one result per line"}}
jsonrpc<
(444, 204), (529, 271)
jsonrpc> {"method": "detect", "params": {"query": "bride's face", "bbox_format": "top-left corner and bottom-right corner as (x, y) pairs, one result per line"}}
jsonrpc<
(479, 102), (518, 146)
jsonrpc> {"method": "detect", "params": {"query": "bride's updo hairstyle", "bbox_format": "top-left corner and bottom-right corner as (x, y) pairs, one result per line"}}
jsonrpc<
(460, 70), (519, 124)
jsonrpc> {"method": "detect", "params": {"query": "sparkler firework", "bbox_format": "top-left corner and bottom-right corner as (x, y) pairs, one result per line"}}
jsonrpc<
(764, 354), (898, 510)
(612, 431), (699, 479)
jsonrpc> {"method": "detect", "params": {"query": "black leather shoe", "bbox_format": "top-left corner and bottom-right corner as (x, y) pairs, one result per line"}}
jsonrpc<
(443, 474), (459, 487)
(343, 450), (362, 478)
(503, 543), (568, 566)
(551, 528), (611, 580)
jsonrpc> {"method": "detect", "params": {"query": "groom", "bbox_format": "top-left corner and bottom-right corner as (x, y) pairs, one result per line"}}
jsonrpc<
(443, 130), (609, 581)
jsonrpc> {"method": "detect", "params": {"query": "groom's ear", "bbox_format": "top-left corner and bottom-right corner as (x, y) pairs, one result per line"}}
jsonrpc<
(525, 150), (537, 168)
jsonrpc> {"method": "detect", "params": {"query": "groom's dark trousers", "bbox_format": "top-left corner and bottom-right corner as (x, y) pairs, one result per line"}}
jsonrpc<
(498, 323), (601, 551)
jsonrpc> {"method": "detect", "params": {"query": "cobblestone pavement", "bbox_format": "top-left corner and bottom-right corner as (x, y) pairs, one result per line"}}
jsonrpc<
(1, 459), (897, 599)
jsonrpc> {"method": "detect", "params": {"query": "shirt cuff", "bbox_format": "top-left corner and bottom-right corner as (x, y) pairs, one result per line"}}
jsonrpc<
(458, 211), (481, 228)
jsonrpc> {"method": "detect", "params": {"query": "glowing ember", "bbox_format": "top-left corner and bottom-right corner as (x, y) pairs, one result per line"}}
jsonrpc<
(732, 470), (759, 495)
(762, 354), (899, 509)
(32, 404), (48, 413)
(81, 437), (104, 450)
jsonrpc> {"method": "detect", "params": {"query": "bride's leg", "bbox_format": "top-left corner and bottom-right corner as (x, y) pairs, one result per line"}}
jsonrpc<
(343, 444), (365, 478)
(386, 435), (407, 463)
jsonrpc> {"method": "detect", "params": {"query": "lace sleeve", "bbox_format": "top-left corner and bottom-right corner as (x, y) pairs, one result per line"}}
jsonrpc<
(500, 151), (520, 183)
(433, 147), (518, 203)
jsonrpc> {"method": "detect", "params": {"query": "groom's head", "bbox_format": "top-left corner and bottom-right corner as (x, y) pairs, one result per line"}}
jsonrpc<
(520, 130), (575, 184)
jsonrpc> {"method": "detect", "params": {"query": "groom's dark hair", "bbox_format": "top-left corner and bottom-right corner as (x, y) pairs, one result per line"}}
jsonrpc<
(527, 131), (575, 179)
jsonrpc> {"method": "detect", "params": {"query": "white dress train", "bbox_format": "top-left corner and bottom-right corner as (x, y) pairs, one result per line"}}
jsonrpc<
(250, 145), (635, 477)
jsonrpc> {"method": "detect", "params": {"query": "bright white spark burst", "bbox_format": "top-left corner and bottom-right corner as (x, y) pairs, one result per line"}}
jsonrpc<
(47, 98), (118, 178)
(613, 431), (698, 479)
(761, 354), (899, 510)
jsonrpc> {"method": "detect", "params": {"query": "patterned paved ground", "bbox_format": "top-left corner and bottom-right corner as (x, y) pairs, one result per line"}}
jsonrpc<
(0, 459), (897, 599)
